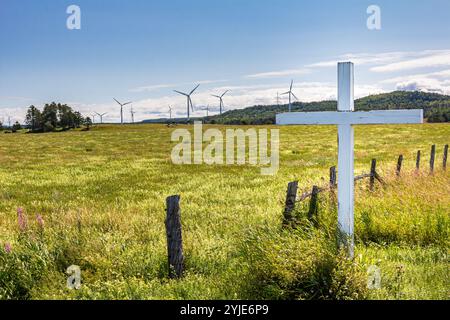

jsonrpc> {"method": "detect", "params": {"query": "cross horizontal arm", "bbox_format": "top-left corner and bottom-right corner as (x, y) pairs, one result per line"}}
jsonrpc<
(276, 109), (423, 125)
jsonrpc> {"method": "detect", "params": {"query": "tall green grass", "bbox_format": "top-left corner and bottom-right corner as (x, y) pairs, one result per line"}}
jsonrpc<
(0, 124), (448, 299)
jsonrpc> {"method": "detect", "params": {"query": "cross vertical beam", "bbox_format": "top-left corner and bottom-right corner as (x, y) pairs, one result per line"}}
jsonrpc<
(337, 62), (355, 257)
(275, 62), (423, 259)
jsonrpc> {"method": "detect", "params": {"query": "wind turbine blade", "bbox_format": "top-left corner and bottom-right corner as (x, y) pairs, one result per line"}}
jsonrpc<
(281, 91), (290, 95)
(122, 101), (132, 106)
(290, 80), (293, 91)
(190, 84), (200, 95)
(212, 94), (221, 98)
(189, 97), (194, 111)
(174, 90), (188, 96)
(221, 90), (229, 97)
(292, 93), (299, 101)
(113, 98), (121, 105)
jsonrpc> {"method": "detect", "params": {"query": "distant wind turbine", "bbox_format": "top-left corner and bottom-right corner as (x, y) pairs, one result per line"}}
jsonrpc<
(281, 80), (298, 112)
(130, 106), (136, 124)
(201, 105), (209, 117)
(91, 113), (97, 124)
(95, 112), (107, 124)
(168, 106), (173, 120)
(113, 98), (132, 124)
(174, 84), (200, 122)
(211, 90), (229, 115)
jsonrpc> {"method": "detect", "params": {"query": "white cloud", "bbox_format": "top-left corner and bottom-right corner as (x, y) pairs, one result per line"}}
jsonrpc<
(381, 69), (450, 95)
(306, 51), (419, 68)
(307, 50), (450, 73)
(129, 79), (227, 93)
(371, 50), (450, 73)
(129, 84), (176, 93)
(0, 81), (387, 124)
(245, 68), (310, 79)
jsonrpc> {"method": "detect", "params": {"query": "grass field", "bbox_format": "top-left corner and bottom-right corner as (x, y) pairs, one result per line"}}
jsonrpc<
(0, 123), (449, 300)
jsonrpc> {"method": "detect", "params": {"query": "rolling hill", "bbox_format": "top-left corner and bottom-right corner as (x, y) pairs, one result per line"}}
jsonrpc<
(143, 91), (450, 125)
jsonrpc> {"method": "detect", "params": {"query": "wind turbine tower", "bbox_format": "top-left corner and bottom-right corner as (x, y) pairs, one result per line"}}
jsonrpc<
(174, 84), (200, 122)
(212, 90), (229, 115)
(113, 98), (132, 124)
(95, 112), (107, 124)
(130, 106), (136, 124)
(281, 80), (299, 112)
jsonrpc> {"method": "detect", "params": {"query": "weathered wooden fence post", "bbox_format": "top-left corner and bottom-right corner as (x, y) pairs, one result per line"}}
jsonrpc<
(369, 159), (377, 191)
(396, 155), (403, 177)
(443, 145), (448, 170)
(329, 166), (337, 202)
(329, 166), (337, 189)
(416, 150), (421, 173)
(308, 186), (319, 225)
(430, 145), (436, 174)
(283, 181), (298, 226)
(165, 195), (184, 278)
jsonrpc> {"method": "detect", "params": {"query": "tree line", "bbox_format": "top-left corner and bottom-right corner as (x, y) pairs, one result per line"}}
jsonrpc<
(1, 103), (92, 133)
(201, 91), (450, 125)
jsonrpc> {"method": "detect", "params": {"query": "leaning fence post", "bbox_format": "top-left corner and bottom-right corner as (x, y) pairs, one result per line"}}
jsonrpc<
(283, 181), (298, 226)
(430, 145), (436, 174)
(416, 150), (421, 173)
(165, 195), (184, 278)
(396, 155), (403, 177)
(329, 166), (337, 189)
(308, 186), (319, 225)
(369, 159), (377, 191)
(443, 145), (448, 170)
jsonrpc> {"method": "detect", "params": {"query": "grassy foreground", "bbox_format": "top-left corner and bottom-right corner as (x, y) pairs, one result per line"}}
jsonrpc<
(0, 123), (448, 300)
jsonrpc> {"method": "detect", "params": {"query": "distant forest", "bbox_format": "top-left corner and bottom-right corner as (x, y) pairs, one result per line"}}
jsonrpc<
(145, 91), (450, 125)
(1, 103), (92, 133)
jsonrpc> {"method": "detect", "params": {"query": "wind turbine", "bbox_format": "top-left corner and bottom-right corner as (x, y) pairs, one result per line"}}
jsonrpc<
(281, 80), (298, 112)
(276, 92), (280, 106)
(130, 106), (136, 124)
(200, 105), (209, 117)
(91, 113), (96, 124)
(211, 90), (229, 115)
(168, 106), (173, 120)
(95, 112), (107, 124)
(174, 84), (200, 122)
(113, 98), (132, 124)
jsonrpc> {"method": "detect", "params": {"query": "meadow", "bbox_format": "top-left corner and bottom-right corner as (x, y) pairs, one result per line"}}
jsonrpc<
(0, 123), (448, 300)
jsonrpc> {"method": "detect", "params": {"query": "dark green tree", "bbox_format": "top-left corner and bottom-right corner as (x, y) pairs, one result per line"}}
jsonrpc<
(11, 121), (22, 132)
(42, 102), (58, 130)
(25, 105), (43, 132)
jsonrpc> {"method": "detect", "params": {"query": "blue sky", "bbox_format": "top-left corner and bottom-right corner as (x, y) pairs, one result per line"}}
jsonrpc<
(1, 0), (450, 123)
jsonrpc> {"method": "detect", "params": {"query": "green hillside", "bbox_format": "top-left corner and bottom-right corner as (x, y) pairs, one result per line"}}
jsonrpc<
(197, 91), (450, 125)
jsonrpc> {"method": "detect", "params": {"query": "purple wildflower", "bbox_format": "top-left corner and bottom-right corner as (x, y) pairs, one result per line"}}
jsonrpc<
(17, 207), (27, 232)
(4, 242), (12, 253)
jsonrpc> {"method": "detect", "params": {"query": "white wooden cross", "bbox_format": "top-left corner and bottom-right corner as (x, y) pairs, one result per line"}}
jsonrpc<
(276, 62), (423, 257)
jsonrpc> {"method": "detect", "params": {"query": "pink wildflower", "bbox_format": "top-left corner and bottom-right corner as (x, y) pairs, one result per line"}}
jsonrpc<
(17, 207), (27, 232)
(4, 242), (12, 253)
